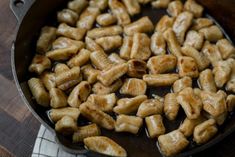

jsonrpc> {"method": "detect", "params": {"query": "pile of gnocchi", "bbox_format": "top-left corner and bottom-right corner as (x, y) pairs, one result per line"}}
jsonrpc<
(27, 0), (235, 156)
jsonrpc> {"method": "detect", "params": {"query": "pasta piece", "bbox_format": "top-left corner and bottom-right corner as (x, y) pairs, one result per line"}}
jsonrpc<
(54, 63), (82, 91)
(52, 37), (85, 50)
(46, 45), (79, 61)
(87, 93), (116, 112)
(183, 30), (204, 50)
(213, 59), (233, 88)
(202, 41), (222, 67)
(201, 90), (227, 117)
(67, 49), (91, 68)
(49, 88), (67, 108)
(29, 55), (51, 75)
(147, 55), (177, 74)
(199, 25), (223, 42)
(120, 36), (133, 60)
(68, 81), (91, 108)
(54, 63), (70, 74)
(92, 79), (123, 94)
(98, 63), (128, 86)
(122, 0), (141, 16)
(80, 101), (115, 130)
(138, 0), (151, 4)
(150, 32), (166, 55)
(130, 33), (151, 60)
(36, 26), (57, 54)
(96, 13), (117, 26)
(177, 56), (199, 78)
(167, 0), (183, 17)
(108, 53), (126, 64)
(158, 130), (189, 157)
(57, 23), (86, 41)
(95, 35), (122, 51)
(199, 69), (217, 92)
(76, 7), (100, 30)
(227, 95), (235, 112)
(173, 76), (192, 93)
(193, 119), (218, 144)
(89, 0), (108, 11)
(163, 28), (182, 57)
(124, 17), (154, 35)
(215, 112), (227, 126)
(127, 59), (147, 78)
(68, 0), (88, 14)
(55, 116), (77, 135)
(181, 45), (210, 71)
(108, 0), (131, 26)
(90, 50), (113, 70)
(217, 39), (235, 59)
(155, 15), (175, 33)
(203, 110), (227, 126)
(115, 115), (143, 134)
(85, 37), (104, 52)
(84, 136), (127, 157)
(73, 124), (101, 143)
(177, 87), (202, 119)
(28, 78), (50, 107)
(179, 116), (205, 137)
(81, 64), (100, 84)
(217, 90), (228, 98)
(184, 0), (203, 18)
(114, 95), (147, 114)
(151, 0), (171, 9)
(153, 95), (164, 103)
(120, 78), (147, 96)
(193, 88), (202, 98)
(172, 11), (193, 44)
(50, 107), (80, 122)
(137, 99), (163, 118)
(55, 67), (80, 90)
(57, 9), (78, 26)
(226, 59), (235, 93)
(145, 115), (165, 138)
(143, 74), (179, 87)
(191, 18), (213, 30)
(87, 25), (123, 39)
(40, 72), (56, 91)
(164, 93), (179, 120)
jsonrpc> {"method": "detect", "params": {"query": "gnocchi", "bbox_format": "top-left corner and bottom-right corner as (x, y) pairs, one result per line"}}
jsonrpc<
(164, 93), (180, 120)
(145, 114), (165, 138)
(137, 99), (163, 118)
(96, 13), (117, 26)
(158, 130), (189, 156)
(120, 78), (147, 96)
(114, 95), (147, 114)
(177, 87), (202, 119)
(124, 17), (154, 35)
(28, 0), (235, 155)
(115, 114), (143, 134)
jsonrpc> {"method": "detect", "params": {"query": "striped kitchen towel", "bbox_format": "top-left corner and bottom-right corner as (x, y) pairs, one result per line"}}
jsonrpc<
(32, 125), (85, 157)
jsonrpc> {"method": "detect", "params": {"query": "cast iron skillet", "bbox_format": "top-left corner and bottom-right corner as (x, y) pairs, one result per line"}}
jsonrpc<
(10, 0), (235, 156)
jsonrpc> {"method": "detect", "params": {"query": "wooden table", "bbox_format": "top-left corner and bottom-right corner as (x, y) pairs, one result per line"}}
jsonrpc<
(0, 0), (235, 157)
(0, 0), (40, 156)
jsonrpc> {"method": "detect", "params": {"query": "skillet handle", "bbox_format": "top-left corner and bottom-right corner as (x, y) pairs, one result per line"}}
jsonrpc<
(9, 0), (35, 22)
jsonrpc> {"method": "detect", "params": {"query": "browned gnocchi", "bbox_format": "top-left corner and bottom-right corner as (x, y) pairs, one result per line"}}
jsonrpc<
(28, 0), (235, 156)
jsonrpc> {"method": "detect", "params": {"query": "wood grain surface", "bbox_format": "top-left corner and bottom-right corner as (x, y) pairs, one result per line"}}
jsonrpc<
(0, 0), (40, 157)
(0, 0), (235, 157)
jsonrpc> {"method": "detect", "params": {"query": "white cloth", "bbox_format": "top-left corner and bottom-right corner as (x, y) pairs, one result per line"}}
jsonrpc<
(32, 125), (85, 157)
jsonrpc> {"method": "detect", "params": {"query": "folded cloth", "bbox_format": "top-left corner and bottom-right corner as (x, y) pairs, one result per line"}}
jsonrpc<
(32, 125), (85, 157)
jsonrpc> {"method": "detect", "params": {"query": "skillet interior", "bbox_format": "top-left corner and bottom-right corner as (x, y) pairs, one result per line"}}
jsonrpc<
(12, 0), (235, 156)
